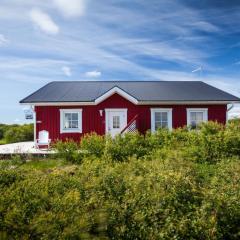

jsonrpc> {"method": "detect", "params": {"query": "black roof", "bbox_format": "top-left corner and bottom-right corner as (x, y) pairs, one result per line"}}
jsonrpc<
(20, 81), (240, 103)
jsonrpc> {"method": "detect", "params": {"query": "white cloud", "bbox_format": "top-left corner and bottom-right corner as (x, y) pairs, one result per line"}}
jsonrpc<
(14, 118), (20, 123)
(62, 66), (72, 77)
(53, 0), (86, 18)
(0, 34), (8, 46)
(85, 70), (102, 78)
(189, 21), (220, 33)
(30, 8), (59, 35)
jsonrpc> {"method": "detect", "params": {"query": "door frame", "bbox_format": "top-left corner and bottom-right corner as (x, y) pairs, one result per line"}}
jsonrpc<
(105, 108), (128, 135)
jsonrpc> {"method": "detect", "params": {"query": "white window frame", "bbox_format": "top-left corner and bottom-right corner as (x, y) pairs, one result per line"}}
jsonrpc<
(186, 108), (208, 128)
(60, 109), (82, 133)
(151, 108), (172, 133)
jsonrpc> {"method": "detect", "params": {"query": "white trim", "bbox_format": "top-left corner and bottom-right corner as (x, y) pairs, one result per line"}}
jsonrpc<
(138, 101), (239, 105)
(186, 108), (208, 127)
(226, 104), (234, 122)
(95, 87), (138, 105)
(33, 106), (36, 145)
(105, 108), (128, 135)
(60, 109), (82, 134)
(151, 108), (172, 133)
(20, 100), (239, 106)
(21, 102), (95, 106)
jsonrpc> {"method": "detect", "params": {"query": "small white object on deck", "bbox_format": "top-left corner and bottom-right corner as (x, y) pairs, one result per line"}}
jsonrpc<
(36, 130), (51, 149)
(0, 142), (54, 154)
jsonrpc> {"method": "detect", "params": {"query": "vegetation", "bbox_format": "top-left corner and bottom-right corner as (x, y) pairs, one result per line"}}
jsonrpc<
(0, 121), (240, 239)
(0, 123), (33, 144)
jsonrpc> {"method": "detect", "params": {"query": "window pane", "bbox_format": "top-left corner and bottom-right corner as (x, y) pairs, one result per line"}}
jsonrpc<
(190, 112), (196, 121)
(161, 121), (168, 128)
(155, 112), (161, 122)
(113, 116), (120, 128)
(161, 112), (168, 121)
(64, 120), (70, 129)
(155, 111), (169, 130)
(63, 112), (79, 129)
(189, 111), (205, 129)
(72, 113), (78, 121)
(65, 113), (71, 121)
(196, 112), (203, 121)
(71, 121), (79, 128)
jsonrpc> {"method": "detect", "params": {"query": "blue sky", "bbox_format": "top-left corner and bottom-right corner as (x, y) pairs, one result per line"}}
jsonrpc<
(0, 0), (240, 123)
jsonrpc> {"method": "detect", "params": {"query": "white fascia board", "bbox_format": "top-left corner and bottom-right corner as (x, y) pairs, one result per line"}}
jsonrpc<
(94, 87), (139, 105)
(20, 102), (95, 106)
(20, 100), (239, 106)
(138, 101), (238, 105)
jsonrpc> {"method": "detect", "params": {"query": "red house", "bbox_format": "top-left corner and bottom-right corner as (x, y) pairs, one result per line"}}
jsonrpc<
(20, 81), (239, 143)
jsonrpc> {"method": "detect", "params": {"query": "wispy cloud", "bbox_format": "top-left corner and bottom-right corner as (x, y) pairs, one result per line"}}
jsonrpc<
(188, 21), (220, 32)
(0, 0), (240, 123)
(0, 34), (8, 46)
(85, 70), (102, 78)
(53, 0), (86, 18)
(30, 8), (59, 35)
(62, 66), (72, 77)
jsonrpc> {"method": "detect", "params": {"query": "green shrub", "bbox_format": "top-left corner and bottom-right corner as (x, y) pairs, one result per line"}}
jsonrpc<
(0, 169), (24, 188)
(0, 124), (10, 140)
(4, 124), (33, 144)
(181, 122), (230, 164)
(54, 121), (240, 164)
(81, 133), (105, 158)
(55, 140), (83, 164)
(1, 121), (240, 239)
(0, 157), (239, 239)
(105, 132), (147, 161)
(0, 128), (3, 140)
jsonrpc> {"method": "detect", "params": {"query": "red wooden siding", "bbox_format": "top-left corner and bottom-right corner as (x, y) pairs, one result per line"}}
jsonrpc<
(35, 93), (227, 142)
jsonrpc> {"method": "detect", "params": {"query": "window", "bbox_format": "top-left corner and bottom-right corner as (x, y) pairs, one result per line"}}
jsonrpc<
(151, 108), (172, 132)
(187, 108), (208, 129)
(60, 109), (82, 133)
(113, 116), (120, 129)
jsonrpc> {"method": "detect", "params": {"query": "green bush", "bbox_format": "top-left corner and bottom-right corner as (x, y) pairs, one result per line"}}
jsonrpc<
(1, 121), (240, 239)
(0, 157), (239, 239)
(105, 132), (148, 161)
(4, 124), (33, 144)
(55, 140), (83, 164)
(182, 123), (226, 164)
(81, 133), (105, 158)
(54, 121), (240, 165)
(0, 128), (4, 140)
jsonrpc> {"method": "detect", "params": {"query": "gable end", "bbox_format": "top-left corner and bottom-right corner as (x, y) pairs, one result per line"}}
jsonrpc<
(94, 86), (139, 105)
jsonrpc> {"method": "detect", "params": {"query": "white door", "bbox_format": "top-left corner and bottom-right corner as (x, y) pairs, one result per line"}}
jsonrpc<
(106, 109), (127, 137)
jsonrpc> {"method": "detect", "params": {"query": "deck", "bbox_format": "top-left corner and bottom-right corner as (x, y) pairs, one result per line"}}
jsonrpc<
(0, 142), (55, 158)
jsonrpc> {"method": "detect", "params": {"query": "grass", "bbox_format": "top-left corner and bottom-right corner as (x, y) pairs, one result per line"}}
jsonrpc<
(20, 159), (66, 170)
(0, 158), (66, 170)
(0, 139), (6, 145)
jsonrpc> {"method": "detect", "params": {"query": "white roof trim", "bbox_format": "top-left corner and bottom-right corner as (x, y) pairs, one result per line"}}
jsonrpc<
(94, 87), (139, 105)
(137, 100), (237, 105)
(20, 100), (238, 106)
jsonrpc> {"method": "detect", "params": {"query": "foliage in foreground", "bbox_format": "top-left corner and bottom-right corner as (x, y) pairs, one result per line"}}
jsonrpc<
(0, 157), (239, 239)
(0, 121), (240, 239)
